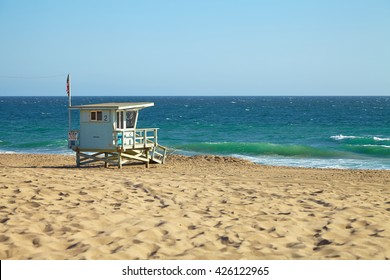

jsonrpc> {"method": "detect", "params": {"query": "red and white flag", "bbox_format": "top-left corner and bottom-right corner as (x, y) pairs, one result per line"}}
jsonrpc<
(66, 74), (70, 96)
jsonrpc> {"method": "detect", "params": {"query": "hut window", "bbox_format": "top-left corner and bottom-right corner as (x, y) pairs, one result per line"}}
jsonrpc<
(90, 111), (103, 121)
(126, 111), (137, 128)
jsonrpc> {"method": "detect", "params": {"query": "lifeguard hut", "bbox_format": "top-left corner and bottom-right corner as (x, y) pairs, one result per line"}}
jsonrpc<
(67, 102), (167, 168)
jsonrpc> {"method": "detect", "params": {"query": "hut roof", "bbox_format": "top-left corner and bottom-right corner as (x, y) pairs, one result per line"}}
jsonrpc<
(70, 102), (154, 110)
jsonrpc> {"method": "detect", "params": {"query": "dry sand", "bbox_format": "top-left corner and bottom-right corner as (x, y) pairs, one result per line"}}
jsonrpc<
(0, 153), (389, 260)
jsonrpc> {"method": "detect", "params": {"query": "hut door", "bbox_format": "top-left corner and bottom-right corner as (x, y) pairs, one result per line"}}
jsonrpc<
(116, 111), (124, 129)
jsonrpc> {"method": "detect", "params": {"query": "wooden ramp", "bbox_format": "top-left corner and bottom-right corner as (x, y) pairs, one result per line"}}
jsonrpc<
(151, 143), (168, 164)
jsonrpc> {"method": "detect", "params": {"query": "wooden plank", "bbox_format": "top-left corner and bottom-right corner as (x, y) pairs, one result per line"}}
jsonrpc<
(79, 159), (102, 165)
(123, 150), (144, 157)
(121, 152), (149, 162)
(79, 152), (104, 162)
(78, 152), (116, 165)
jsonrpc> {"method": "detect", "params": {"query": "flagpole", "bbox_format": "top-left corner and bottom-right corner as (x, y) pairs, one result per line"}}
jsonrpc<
(67, 74), (72, 136)
(68, 73), (71, 107)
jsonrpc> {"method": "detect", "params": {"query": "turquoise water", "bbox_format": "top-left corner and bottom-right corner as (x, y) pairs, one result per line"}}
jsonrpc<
(0, 96), (389, 169)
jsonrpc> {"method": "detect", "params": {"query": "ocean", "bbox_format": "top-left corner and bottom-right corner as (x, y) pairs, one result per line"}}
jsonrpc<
(0, 96), (389, 170)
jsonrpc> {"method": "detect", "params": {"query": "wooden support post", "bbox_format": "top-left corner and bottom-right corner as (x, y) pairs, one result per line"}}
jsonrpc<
(76, 150), (80, 167)
(118, 152), (122, 169)
(145, 149), (150, 168)
(104, 152), (108, 168)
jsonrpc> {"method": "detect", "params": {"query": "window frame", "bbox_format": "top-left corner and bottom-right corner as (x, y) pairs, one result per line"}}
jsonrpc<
(90, 110), (103, 121)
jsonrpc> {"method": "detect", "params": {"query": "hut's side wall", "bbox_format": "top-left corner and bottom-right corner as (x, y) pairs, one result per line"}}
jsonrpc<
(78, 109), (115, 150)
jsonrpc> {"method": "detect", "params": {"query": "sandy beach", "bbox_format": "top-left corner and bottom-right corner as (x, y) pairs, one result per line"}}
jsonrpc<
(0, 153), (389, 260)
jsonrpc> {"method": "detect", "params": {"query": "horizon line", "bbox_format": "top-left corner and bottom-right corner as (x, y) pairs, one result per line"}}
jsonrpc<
(1, 94), (390, 98)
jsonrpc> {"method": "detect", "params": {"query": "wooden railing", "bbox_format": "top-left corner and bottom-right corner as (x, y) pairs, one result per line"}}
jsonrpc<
(114, 128), (159, 149)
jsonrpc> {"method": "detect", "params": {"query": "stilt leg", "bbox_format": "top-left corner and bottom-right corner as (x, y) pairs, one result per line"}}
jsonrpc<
(118, 152), (122, 169)
(76, 151), (80, 167)
(146, 150), (150, 168)
(104, 152), (108, 168)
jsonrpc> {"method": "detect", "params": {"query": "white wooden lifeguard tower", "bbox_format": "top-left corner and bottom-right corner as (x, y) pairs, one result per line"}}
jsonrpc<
(65, 74), (166, 168)
(68, 102), (167, 168)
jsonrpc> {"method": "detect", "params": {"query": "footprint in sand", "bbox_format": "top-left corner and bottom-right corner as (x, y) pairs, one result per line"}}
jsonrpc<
(0, 217), (10, 224)
(286, 242), (306, 249)
(29, 201), (40, 208)
(32, 237), (40, 247)
(0, 235), (10, 242)
(43, 224), (54, 233)
(313, 239), (332, 251)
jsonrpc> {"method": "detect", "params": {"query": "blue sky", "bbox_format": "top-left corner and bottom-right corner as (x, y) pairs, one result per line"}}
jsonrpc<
(0, 0), (389, 96)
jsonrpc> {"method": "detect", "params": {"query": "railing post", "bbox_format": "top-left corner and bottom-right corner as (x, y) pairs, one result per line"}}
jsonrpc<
(154, 128), (158, 145)
(115, 130), (124, 149)
(132, 129), (135, 148)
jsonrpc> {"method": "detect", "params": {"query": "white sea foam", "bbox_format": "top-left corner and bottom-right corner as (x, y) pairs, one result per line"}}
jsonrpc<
(232, 154), (389, 170)
(373, 137), (390, 141)
(0, 150), (17, 154)
(330, 134), (358, 140)
(362, 144), (390, 148)
(331, 135), (390, 142)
